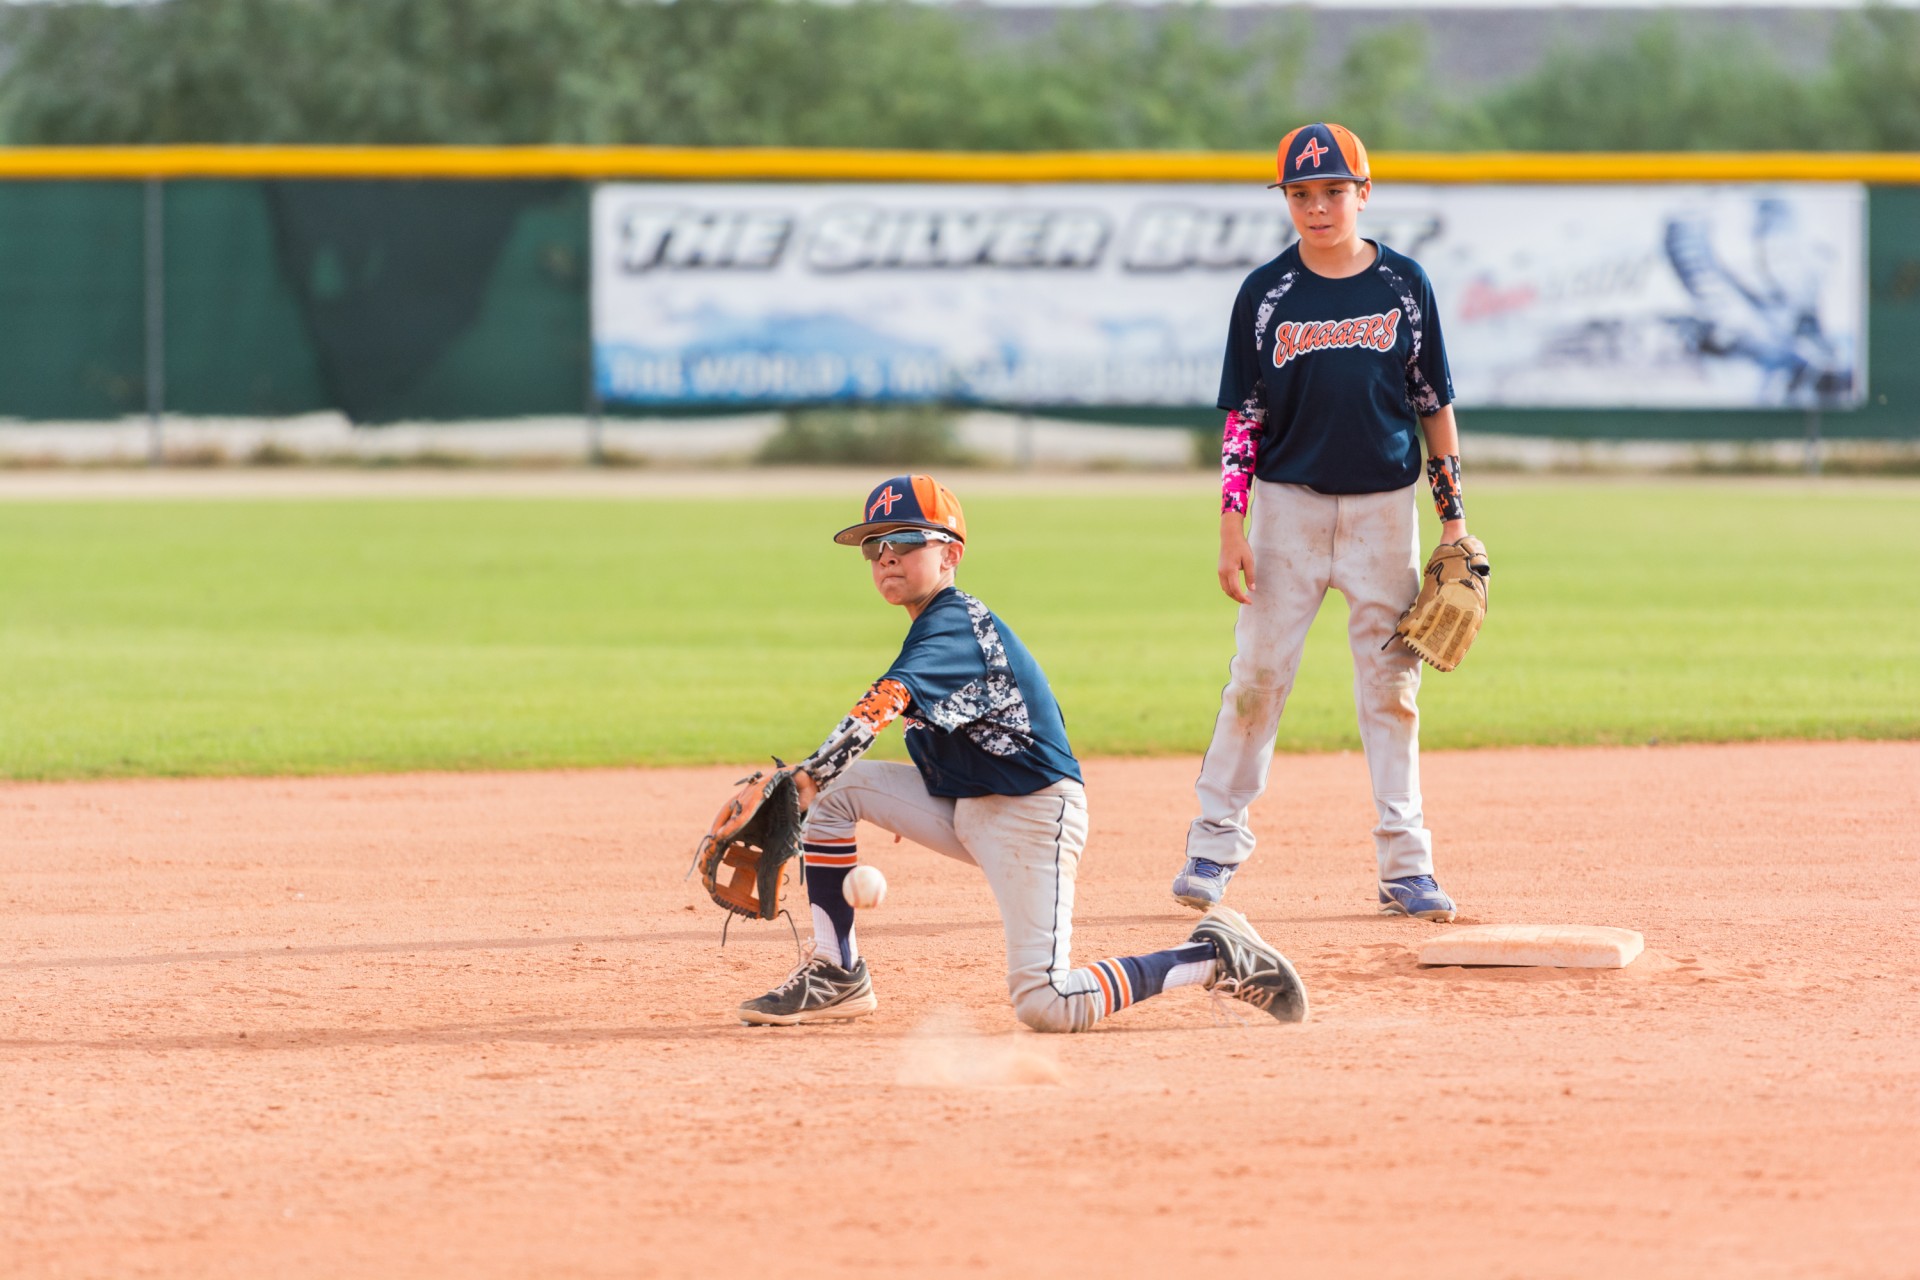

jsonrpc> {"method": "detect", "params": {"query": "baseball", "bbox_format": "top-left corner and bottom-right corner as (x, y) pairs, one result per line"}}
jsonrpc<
(843, 865), (887, 909)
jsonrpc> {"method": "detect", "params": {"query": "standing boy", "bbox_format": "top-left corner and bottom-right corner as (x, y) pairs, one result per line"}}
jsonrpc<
(1170, 123), (1482, 923)
(725, 474), (1307, 1030)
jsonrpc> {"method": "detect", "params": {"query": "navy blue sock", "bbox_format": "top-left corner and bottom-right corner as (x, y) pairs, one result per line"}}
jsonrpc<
(1121, 941), (1218, 999)
(802, 845), (858, 968)
(1086, 941), (1218, 1016)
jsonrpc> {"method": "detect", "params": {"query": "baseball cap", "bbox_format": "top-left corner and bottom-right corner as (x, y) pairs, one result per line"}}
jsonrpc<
(833, 474), (968, 546)
(1270, 122), (1371, 188)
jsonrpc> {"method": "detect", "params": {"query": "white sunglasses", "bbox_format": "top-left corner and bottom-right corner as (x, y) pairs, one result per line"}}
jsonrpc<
(861, 529), (955, 561)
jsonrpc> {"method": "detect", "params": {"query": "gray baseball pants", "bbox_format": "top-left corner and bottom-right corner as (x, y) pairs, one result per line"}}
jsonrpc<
(804, 761), (1106, 1033)
(1187, 479), (1434, 881)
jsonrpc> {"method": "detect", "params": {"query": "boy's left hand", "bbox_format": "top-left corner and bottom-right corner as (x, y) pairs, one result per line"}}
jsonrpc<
(1392, 536), (1491, 673)
(694, 764), (807, 921)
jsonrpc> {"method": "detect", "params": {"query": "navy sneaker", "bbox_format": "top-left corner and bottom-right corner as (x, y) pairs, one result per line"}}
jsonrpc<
(1378, 875), (1457, 922)
(1172, 857), (1237, 910)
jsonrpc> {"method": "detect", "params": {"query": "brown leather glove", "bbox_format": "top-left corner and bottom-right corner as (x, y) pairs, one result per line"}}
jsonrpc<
(694, 764), (804, 921)
(1391, 536), (1491, 672)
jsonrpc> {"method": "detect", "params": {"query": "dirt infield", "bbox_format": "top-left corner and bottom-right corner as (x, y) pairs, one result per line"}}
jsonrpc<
(3, 742), (1914, 1279)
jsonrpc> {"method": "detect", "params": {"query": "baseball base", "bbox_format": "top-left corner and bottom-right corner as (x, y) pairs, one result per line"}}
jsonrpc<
(1418, 924), (1644, 969)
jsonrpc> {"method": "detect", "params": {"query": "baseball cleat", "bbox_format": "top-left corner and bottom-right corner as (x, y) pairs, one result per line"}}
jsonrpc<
(1171, 856), (1238, 910)
(738, 949), (878, 1026)
(1188, 906), (1309, 1023)
(1378, 875), (1457, 922)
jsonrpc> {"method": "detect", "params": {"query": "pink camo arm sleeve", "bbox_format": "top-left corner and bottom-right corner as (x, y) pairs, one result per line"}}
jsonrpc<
(1220, 409), (1263, 515)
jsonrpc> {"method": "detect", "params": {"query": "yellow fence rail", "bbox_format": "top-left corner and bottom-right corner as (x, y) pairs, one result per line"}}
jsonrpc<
(0, 146), (1917, 183)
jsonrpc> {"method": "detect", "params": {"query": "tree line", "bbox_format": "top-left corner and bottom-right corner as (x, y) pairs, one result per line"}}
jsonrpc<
(0, 0), (1914, 151)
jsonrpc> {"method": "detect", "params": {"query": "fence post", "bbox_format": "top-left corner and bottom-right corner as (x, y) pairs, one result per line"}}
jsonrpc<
(584, 232), (604, 465)
(143, 177), (166, 466)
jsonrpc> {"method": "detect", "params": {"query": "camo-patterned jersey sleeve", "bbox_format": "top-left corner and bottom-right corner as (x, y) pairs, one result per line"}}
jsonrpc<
(1220, 409), (1263, 515)
(1215, 277), (1267, 415)
(876, 587), (1082, 797)
(1375, 256), (1455, 418)
(799, 678), (911, 789)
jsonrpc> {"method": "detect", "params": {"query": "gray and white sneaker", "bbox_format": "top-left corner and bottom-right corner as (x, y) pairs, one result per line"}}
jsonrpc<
(1171, 857), (1237, 911)
(738, 948), (878, 1026)
(1189, 906), (1309, 1023)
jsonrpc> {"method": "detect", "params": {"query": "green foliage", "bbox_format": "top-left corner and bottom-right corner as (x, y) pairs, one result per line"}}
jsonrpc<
(758, 408), (974, 467)
(977, 6), (1305, 151)
(1461, 18), (1828, 151)
(1446, 8), (1920, 152)
(0, 483), (1912, 780)
(1826, 8), (1920, 149)
(2, 0), (1914, 150)
(0, 0), (1300, 149)
(1326, 25), (1445, 151)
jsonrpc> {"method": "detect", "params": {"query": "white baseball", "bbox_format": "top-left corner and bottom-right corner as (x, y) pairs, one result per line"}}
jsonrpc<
(843, 865), (888, 909)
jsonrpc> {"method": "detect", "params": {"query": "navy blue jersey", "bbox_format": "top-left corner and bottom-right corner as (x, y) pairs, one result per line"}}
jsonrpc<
(1217, 241), (1454, 495)
(881, 587), (1082, 799)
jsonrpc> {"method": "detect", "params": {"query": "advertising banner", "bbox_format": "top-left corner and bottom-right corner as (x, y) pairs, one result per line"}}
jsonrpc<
(591, 182), (1865, 411)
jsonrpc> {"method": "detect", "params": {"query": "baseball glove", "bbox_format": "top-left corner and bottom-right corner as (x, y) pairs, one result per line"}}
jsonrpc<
(694, 763), (804, 921)
(1391, 536), (1491, 672)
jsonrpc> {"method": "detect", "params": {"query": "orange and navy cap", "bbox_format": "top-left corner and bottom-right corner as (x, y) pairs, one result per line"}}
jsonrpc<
(1270, 122), (1371, 188)
(833, 474), (968, 546)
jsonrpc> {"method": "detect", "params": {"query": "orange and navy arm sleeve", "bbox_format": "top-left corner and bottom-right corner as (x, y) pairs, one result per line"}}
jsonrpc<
(800, 678), (911, 789)
(1221, 409), (1263, 515)
(1426, 453), (1464, 523)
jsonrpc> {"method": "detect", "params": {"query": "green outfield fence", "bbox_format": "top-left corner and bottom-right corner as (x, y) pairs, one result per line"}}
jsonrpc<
(1, 147), (1916, 436)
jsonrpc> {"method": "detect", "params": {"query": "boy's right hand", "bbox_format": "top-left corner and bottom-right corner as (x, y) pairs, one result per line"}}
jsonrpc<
(1218, 526), (1257, 605)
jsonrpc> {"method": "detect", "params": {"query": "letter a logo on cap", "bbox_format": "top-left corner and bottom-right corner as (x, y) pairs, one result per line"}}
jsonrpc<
(1295, 137), (1328, 171)
(868, 486), (902, 519)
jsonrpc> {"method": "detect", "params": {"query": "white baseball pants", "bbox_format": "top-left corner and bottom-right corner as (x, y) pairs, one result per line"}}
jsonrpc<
(803, 761), (1106, 1033)
(1187, 479), (1434, 881)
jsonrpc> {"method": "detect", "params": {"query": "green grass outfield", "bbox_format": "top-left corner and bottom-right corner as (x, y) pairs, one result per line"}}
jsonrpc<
(0, 478), (1913, 780)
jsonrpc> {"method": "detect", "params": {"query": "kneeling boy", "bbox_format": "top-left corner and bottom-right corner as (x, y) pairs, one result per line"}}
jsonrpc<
(737, 474), (1308, 1031)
